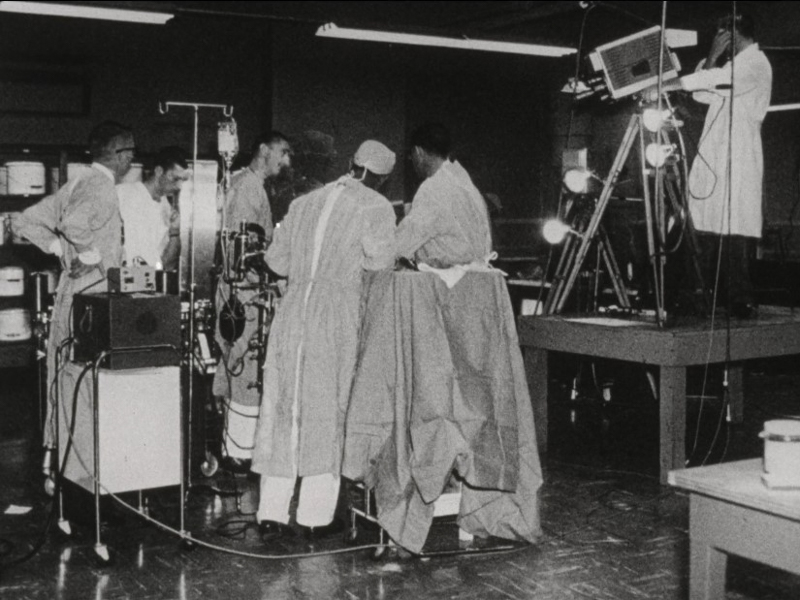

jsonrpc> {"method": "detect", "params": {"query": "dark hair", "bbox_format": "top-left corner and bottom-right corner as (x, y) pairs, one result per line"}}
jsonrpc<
(249, 131), (289, 157)
(717, 13), (756, 40)
(88, 121), (133, 161)
(409, 123), (451, 158)
(153, 146), (188, 172)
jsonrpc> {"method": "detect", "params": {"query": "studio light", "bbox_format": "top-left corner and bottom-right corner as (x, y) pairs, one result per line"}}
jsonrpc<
(563, 169), (597, 194)
(0, 1), (174, 24)
(642, 108), (673, 133)
(543, 219), (578, 245)
(645, 143), (676, 168)
(316, 23), (576, 57)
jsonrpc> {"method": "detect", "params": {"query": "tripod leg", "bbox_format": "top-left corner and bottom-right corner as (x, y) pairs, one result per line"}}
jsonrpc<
(553, 116), (641, 314)
(597, 226), (631, 308)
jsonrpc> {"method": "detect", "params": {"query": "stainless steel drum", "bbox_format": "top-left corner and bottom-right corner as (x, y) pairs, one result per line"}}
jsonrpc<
(0, 308), (32, 342)
(0, 266), (25, 297)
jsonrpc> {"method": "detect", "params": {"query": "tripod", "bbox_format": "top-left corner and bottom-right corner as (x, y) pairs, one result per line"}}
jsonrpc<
(544, 108), (706, 326)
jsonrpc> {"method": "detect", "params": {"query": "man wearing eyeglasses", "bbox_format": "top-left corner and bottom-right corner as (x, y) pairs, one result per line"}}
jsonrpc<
(14, 121), (132, 454)
(213, 131), (291, 474)
(117, 146), (189, 271)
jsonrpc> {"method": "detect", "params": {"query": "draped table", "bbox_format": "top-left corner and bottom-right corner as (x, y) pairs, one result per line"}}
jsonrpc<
(342, 270), (542, 553)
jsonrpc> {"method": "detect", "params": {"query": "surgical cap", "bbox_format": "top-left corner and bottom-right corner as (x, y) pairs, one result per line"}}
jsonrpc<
(353, 140), (396, 176)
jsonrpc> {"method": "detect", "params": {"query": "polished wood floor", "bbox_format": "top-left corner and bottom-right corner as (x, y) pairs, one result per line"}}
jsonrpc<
(1, 359), (800, 600)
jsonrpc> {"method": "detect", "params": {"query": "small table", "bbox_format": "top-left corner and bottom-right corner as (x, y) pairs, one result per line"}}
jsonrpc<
(669, 459), (800, 599)
(518, 308), (800, 483)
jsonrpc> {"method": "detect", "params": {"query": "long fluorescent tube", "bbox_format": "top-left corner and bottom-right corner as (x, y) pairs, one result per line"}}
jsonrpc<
(0, 1), (173, 24)
(317, 23), (575, 58)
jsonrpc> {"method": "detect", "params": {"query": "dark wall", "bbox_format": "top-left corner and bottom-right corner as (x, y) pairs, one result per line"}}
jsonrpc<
(0, 13), (271, 158)
(0, 12), (567, 228)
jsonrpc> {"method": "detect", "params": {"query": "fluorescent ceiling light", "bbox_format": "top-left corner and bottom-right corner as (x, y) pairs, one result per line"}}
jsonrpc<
(0, 1), (173, 24)
(317, 23), (575, 58)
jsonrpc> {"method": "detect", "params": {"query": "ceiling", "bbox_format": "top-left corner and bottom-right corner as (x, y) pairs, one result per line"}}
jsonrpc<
(61, 1), (774, 49)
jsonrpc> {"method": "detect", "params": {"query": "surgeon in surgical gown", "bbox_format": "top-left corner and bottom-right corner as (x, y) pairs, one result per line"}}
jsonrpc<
(14, 121), (130, 451)
(252, 140), (397, 541)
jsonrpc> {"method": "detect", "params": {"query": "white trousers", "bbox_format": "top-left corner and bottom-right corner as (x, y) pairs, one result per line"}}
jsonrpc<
(257, 473), (340, 527)
(223, 401), (259, 460)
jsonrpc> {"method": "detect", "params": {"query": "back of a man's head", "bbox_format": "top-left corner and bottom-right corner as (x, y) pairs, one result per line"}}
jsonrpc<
(409, 123), (451, 158)
(717, 13), (756, 41)
(250, 131), (289, 158)
(89, 121), (133, 162)
(152, 146), (188, 173)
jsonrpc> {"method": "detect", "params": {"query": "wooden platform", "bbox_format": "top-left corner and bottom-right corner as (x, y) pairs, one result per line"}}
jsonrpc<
(518, 306), (800, 483)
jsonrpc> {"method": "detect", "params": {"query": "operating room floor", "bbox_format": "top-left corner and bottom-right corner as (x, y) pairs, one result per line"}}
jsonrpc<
(1, 360), (800, 600)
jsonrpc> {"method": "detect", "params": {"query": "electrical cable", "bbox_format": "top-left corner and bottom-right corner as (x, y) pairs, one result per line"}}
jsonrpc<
(0, 361), (93, 572)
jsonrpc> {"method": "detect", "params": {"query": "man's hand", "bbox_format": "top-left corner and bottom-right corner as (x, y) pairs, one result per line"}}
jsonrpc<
(707, 29), (732, 68)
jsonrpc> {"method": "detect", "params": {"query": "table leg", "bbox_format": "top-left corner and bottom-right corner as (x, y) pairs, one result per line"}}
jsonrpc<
(690, 537), (728, 600)
(727, 363), (744, 424)
(525, 347), (548, 451)
(659, 366), (686, 485)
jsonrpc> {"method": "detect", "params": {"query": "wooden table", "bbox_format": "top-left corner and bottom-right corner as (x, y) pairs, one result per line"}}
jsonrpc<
(669, 459), (800, 599)
(518, 307), (800, 483)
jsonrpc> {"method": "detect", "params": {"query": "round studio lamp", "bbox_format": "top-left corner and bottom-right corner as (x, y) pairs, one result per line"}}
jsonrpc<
(543, 219), (574, 245)
(642, 108), (672, 133)
(645, 143), (676, 168)
(563, 169), (592, 194)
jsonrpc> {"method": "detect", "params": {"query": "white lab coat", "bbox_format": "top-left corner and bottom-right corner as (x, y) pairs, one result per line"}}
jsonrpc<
(681, 44), (772, 238)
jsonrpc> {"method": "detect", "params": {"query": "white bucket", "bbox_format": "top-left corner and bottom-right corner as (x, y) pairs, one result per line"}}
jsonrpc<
(0, 308), (31, 342)
(0, 266), (25, 297)
(0, 165), (8, 195)
(6, 161), (46, 196)
(761, 419), (800, 489)
(121, 163), (144, 184)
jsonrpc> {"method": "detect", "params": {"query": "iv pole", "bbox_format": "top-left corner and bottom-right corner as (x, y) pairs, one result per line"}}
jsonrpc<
(157, 101), (233, 541)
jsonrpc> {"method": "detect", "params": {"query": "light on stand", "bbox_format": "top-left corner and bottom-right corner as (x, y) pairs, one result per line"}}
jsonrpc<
(642, 108), (674, 133)
(543, 219), (579, 245)
(563, 169), (596, 194)
(645, 143), (676, 168)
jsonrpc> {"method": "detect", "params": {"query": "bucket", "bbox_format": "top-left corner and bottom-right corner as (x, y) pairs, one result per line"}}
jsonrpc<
(760, 419), (800, 489)
(0, 266), (25, 297)
(6, 162), (46, 196)
(0, 308), (32, 342)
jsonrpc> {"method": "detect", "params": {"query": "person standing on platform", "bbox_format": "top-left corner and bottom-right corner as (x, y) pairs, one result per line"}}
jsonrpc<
(117, 146), (189, 271)
(396, 122), (493, 269)
(14, 121), (131, 457)
(252, 140), (397, 542)
(653, 14), (771, 318)
(213, 132), (291, 473)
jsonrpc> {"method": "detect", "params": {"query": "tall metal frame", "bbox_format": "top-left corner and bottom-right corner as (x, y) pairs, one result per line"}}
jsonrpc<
(544, 109), (705, 326)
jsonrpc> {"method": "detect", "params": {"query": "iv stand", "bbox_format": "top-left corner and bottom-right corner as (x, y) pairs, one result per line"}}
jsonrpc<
(156, 101), (233, 533)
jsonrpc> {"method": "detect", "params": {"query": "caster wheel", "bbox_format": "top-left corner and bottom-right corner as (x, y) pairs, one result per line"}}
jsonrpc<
(57, 519), (72, 537)
(200, 453), (219, 478)
(343, 527), (359, 545)
(92, 545), (114, 567)
(44, 474), (56, 497)
(370, 545), (389, 562)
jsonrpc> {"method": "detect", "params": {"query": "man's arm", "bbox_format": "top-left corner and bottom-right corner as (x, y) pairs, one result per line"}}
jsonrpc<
(160, 205), (181, 271)
(13, 193), (63, 257)
(395, 185), (441, 259)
